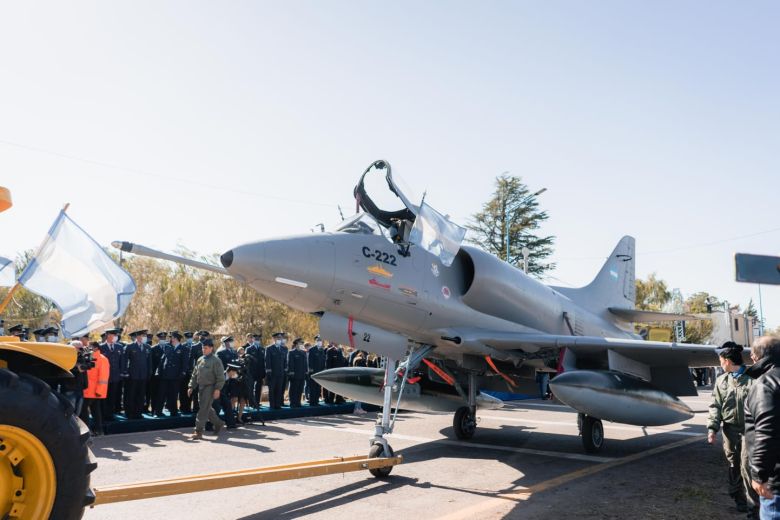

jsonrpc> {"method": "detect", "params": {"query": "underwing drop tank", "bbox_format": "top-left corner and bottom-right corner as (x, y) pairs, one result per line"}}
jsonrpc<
(549, 370), (693, 426)
(313, 367), (503, 413)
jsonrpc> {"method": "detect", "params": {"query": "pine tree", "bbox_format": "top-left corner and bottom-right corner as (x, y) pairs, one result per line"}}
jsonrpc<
(466, 174), (554, 276)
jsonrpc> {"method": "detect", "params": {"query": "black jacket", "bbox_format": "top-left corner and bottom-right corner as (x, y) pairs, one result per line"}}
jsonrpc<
(744, 352), (780, 493)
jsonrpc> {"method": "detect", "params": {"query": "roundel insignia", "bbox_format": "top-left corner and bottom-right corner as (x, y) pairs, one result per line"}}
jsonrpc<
(441, 286), (451, 299)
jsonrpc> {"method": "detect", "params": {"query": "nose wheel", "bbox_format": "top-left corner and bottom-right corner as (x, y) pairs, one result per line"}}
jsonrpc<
(578, 413), (604, 453)
(368, 442), (394, 478)
(453, 406), (477, 440)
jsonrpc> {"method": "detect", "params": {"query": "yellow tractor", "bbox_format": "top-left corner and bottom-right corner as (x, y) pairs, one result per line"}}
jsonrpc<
(0, 187), (95, 519)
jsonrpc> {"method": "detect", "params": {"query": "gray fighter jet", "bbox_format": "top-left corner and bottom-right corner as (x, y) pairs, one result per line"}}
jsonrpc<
(115, 160), (724, 473)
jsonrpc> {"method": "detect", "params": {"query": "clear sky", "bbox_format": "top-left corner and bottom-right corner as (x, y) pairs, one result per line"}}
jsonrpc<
(1, 2), (778, 328)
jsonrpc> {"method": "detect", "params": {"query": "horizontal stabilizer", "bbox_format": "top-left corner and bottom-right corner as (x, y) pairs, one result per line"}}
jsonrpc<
(608, 308), (704, 323)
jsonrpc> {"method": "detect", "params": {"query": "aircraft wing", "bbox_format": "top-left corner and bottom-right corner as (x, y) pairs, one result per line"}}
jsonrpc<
(447, 328), (721, 368)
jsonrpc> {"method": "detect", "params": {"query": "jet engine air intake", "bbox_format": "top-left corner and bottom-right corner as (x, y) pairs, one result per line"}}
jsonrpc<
(457, 246), (557, 332)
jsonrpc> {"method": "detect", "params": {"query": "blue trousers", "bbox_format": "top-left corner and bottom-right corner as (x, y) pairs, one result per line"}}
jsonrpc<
(761, 494), (780, 519)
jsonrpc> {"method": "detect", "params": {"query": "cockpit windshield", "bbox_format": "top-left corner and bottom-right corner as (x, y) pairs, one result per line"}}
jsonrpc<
(335, 212), (388, 238)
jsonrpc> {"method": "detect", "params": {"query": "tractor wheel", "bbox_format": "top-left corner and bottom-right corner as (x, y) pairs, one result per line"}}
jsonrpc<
(0, 369), (95, 519)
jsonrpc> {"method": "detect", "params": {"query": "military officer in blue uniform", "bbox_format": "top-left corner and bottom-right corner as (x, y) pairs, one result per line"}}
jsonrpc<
(122, 329), (152, 419)
(188, 331), (207, 412)
(244, 333), (266, 408)
(156, 331), (185, 416)
(265, 332), (288, 409)
(324, 343), (346, 404)
(179, 331), (195, 413)
(147, 331), (166, 415)
(217, 335), (238, 368)
(307, 335), (327, 406)
(99, 328), (125, 420)
(212, 336), (237, 418)
(287, 338), (308, 407)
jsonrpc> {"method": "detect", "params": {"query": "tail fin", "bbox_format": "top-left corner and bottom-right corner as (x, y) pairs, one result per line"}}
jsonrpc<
(555, 236), (636, 310)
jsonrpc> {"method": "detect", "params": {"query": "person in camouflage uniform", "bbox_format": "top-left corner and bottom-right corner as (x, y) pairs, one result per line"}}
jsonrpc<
(707, 342), (758, 517)
(187, 338), (226, 440)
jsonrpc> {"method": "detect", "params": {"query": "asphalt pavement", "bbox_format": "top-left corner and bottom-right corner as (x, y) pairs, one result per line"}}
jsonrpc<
(83, 390), (736, 519)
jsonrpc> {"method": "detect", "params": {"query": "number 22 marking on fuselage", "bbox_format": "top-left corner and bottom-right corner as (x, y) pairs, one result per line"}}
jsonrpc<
(362, 246), (397, 266)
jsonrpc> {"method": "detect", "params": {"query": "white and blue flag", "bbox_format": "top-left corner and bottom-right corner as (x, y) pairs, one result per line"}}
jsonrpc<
(18, 211), (136, 337)
(409, 201), (466, 267)
(0, 256), (14, 287)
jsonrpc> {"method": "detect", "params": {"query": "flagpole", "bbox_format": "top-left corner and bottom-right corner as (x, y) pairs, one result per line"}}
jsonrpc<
(0, 203), (70, 316)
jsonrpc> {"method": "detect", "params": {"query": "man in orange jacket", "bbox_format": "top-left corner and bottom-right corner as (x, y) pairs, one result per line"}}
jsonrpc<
(80, 341), (109, 436)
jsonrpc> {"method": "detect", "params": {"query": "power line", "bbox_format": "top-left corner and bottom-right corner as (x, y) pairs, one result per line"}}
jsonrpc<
(0, 138), (338, 208)
(555, 227), (780, 262)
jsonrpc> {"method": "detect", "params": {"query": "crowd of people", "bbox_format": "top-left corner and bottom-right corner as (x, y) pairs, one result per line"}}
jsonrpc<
(708, 336), (780, 520)
(2, 324), (379, 438)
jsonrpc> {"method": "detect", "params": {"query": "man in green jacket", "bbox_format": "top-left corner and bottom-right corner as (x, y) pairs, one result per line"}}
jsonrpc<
(707, 341), (758, 517)
(188, 338), (226, 440)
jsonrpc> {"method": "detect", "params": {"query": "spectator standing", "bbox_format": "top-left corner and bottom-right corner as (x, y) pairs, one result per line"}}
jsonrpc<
(707, 342), (757, 516)
(744, 336), (780, 519)
(80, 341), (109, 435)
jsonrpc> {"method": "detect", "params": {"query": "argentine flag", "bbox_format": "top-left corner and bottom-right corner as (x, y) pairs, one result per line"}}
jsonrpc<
(18, 211), (136, 337)
(0, 256), (14, 287)
(409, 201), (466, 267)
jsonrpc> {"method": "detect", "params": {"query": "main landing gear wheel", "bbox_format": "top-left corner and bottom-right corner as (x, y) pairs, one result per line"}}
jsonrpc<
(580, 414), (604, 453)
(0, 369), (95, 520)
(453, 406), (477, 440)
(368, 443), (394, 478)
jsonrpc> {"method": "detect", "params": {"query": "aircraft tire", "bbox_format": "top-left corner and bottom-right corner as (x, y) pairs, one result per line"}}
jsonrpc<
(581, 415), (605, 453)
(368, 442), (394, 478)
(0, 369), (95, 520)
(453, 406), (476, 440)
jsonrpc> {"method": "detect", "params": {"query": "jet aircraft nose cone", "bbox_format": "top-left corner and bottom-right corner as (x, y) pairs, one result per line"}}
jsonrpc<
(222, 235), (335, 313)
(220, 249), (234, 268)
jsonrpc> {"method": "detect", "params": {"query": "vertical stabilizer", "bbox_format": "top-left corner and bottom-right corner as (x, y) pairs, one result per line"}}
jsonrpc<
(583, 236), (635, 310)
(555, 236), (636, 311)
